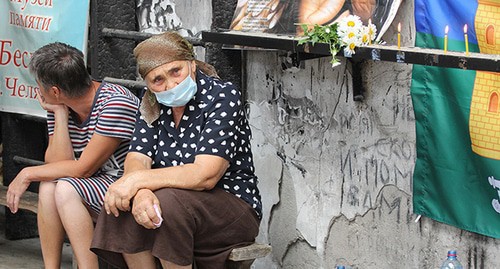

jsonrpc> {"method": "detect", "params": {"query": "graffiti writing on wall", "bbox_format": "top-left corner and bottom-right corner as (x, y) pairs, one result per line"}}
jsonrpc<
(339, 138), (415, 210)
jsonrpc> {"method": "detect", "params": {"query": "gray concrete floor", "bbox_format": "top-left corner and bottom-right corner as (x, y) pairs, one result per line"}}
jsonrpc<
(0, 206), (73, 269)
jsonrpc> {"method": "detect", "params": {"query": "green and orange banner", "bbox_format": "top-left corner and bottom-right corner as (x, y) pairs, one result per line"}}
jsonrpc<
(411, 0), (500, 238)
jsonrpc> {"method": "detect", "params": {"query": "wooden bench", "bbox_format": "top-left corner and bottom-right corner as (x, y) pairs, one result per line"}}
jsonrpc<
(226, 243), (272, 269)
(0, 184), (271, 268)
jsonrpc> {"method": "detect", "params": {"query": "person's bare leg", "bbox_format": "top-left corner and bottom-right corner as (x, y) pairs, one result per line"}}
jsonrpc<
(160, 259), (192, 269)
(55, 181), (99, 269)
(38, 181), (65, 269)
(123, 251), (157, 269)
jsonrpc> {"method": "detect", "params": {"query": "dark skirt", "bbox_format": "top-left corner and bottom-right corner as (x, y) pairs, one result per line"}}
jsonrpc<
(91, 188), (260, 269)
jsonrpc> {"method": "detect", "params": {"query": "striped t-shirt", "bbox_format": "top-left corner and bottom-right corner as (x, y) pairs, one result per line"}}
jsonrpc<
(47, 82), (139, 212)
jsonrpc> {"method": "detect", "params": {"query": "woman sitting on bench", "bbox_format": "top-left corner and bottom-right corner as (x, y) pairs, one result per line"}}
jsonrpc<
(91, 32), (263, 269)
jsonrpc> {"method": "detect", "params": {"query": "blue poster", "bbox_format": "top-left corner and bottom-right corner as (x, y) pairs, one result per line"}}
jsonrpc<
(0, 0), (90, 117)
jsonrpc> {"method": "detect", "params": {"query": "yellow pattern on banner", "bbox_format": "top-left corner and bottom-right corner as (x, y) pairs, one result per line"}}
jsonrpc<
(470, 0), (500, 160)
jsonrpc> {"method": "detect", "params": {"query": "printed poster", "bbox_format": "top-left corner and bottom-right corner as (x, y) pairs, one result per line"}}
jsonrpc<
(229, 0), (402, 40)
(0, 0), (90, 117)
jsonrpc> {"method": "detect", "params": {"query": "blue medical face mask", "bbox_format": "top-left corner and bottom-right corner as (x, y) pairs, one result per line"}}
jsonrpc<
(154, 63), (197, 107)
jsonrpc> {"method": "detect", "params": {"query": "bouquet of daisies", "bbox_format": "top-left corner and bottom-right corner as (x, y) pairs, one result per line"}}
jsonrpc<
(298, 15), (377, 67)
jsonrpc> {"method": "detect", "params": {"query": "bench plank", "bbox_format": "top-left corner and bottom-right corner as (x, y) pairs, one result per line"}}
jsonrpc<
(228, 243), (272, 261)
(0, 185), (39, 213)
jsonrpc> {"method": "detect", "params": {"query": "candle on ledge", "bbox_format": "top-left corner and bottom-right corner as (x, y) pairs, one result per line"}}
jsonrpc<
(397, 22), (401, 49)
(444, 25), (449, 54)
(464, 24), (469, 56)
(368, 19), (372, 45)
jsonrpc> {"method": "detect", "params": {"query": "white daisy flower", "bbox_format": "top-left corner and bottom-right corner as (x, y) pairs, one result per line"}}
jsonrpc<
(342, 29), (359, 42)
(331, 60), (341, 68)
(360, 26), (371, 45)
(337, 15), (363, 34)
(343, 37), (361, 57)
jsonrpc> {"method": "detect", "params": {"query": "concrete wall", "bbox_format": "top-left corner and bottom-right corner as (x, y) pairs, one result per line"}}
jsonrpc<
(128, 1), (500, 267)
(242, 1), (500, 268)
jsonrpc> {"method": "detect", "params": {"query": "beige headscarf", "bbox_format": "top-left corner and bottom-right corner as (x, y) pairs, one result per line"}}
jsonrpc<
(134, 32), (219, 126)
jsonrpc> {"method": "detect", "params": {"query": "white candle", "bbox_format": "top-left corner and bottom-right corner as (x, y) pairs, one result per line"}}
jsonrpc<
(444, 25), (449, 54)
(464, 24), (469, 56)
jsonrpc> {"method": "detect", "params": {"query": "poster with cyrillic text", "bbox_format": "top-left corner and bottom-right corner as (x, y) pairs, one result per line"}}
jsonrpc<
(0, 0), (90, 117)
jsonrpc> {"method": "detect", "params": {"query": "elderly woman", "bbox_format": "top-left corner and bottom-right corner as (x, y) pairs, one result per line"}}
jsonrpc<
(91, 32), (262, 269)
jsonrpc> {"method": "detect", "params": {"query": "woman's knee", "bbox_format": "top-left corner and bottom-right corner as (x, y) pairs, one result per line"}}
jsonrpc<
(54, 180), (81, 206)
(154, 189), (187, 219)
(38, 181), (57, 206)
(153, 189), (198, 233)
(39, 181), (55, 196)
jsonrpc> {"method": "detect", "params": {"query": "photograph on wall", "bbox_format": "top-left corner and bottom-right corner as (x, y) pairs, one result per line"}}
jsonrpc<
(229, 0), (402, 40)
(137, 0), (183, 34)
(136, 0), (212, 60)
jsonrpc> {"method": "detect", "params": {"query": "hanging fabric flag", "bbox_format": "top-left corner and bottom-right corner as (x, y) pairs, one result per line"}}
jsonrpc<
(411, 0), (500, 238)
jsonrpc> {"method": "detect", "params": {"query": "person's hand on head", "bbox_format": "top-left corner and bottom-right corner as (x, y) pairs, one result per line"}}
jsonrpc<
(36, 89), (68, 114)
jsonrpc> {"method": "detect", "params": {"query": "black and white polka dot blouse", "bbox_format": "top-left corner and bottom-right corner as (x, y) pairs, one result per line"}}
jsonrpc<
(129, 70), (262, 218)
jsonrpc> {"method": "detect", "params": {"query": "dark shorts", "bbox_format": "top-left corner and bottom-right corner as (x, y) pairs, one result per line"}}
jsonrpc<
(91, 188), (260, 269)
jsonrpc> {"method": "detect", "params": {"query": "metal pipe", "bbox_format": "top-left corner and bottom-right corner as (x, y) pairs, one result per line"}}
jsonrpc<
(13, 156), (44, 166)
(102, 28), (205, 46)
(19, 114), (45, 123)
(201, 30), (500, 73)
(103, 77), (146, 90)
